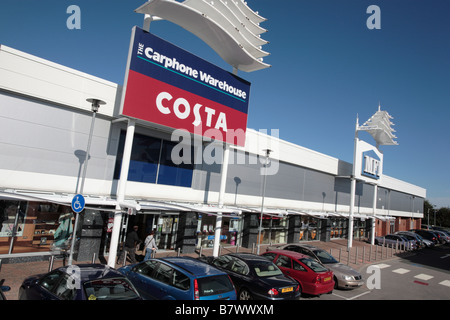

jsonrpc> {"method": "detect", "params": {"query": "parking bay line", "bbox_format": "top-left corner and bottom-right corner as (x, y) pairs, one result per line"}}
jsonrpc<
(439, 280), (450, 288)
(332, 291), (371, 300)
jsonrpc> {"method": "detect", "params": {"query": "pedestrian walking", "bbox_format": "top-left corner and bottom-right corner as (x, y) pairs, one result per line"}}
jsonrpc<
(144, 230), (157, 261)
(119, 225), (140, 264)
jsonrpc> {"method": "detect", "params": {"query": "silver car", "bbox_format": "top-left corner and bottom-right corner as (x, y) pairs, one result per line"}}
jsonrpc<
(267, 244), (364, 290)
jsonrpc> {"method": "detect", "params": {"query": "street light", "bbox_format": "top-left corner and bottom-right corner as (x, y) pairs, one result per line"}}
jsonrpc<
(68, 98), (105, 265)
(257, 149), (272, 255)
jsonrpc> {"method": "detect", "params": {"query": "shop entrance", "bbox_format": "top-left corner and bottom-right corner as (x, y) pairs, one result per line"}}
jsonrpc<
(120, 212), (179, 252)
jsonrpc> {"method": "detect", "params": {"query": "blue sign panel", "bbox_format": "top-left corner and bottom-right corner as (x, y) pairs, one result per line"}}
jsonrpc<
(361, 150), (381, 180)
(71, 194), (85, 213)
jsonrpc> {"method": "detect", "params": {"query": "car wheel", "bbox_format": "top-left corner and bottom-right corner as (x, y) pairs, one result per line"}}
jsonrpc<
(239, 288), (253, 300)
(334, 276), (339, 289)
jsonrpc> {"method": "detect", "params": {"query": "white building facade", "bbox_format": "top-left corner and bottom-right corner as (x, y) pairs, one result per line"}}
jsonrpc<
(0, 45), (426, 261)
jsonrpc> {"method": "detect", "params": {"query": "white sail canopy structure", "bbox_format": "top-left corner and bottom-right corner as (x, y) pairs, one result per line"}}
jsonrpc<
(135, 0), (271, 72)
(358, 105), (398, 146)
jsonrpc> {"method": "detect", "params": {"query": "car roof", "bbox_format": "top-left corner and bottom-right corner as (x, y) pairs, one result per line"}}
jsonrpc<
(266, 249), (310, 260)
(159, 257), (225, 277)
(226, 253), (274, 263)
(285, 243), (318, 250)
(57, 264), (125, 281)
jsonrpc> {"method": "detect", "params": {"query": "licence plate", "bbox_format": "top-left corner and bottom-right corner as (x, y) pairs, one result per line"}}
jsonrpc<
(324, 277), (331, 282)
(282, 287), (293, 293)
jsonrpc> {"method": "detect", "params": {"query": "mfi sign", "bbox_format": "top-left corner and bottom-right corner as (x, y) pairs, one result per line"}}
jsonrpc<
(354, 139), (383, 183)
(120, 27), (251, 146)
(362, 150), (381, 180)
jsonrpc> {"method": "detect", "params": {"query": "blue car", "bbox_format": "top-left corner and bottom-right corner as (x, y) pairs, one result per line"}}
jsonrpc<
(19, 264), (142, 300)
(118, 256), (237, 300)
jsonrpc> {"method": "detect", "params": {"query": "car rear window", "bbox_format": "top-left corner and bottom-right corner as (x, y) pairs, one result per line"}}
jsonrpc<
(252, 261), (283, 277)
(83, 278), (140, 300)
(300, 258), (328, 273)
(197, 275), (234, 297)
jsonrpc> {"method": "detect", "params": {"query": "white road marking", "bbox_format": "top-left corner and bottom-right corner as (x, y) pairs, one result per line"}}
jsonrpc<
(414, 274), (434, 281)
(439, 280), (450, 288)
(392, 268), (410, 274)
(374, 263), (391, 269)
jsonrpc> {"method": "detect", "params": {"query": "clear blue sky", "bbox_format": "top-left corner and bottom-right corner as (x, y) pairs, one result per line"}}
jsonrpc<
(1, 0), (449, 208)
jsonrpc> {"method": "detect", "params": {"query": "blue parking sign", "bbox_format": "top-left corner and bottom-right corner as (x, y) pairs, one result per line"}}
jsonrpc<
(71, 194), (85, 213)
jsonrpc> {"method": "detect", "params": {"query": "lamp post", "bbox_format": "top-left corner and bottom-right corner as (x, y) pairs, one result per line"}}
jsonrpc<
(257, 149), (272, 255)
(68, 98), (105, 265)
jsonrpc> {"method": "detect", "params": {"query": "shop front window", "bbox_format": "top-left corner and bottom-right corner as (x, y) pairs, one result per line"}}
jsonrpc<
(299, 216), (321, 241)
(259, 216), (288, 245)
(0, 200), (74, 255)
(196, 215), (241, 248)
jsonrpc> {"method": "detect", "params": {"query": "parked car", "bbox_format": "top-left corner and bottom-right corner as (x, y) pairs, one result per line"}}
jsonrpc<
(410, 229), (439, 244)
(199, 253), (300, 300)
(0, 279), (10, 300)
(119, 256), (236, 300)
(262, 250), (334, 296)
(433, 230), (450, 244)
(375, 234), (416, 250)
(19, 264), (142, 300)
(395, 231), (423, 249)
(267, 243), (364, 290)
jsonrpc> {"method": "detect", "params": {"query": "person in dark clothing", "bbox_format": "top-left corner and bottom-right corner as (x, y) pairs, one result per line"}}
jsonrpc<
(119, 225), (140, 264)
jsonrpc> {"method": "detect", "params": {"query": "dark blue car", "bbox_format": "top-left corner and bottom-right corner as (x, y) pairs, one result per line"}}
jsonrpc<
(118, 256), (237, 300)
(19, 264), (141, 300)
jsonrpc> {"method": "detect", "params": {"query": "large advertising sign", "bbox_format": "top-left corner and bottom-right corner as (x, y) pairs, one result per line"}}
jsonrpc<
(120, 27), (251, 147)
(354, 139), (383, 183)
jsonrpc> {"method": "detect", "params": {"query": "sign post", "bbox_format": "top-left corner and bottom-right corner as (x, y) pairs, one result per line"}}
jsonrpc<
(68, 194), (85, 265)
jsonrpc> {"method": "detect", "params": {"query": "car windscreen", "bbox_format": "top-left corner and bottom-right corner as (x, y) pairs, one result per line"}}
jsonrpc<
(251, 260), (283, 277)
(197, 275), (234, 297)
(300, 258), (328, 272)
(83, 277), (140, 300)
(313, 249), (338, 264)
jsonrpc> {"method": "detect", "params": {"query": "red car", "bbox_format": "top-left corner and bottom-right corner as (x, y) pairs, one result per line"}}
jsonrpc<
(262, 250), (334, 296)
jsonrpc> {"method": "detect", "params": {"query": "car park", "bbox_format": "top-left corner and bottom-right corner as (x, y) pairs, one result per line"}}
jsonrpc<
(410, 229), (439, 244)
(267, 243), (364, 290)
(0, 279), (10, 300)
(375, 234), (416, 250)
(18, 264), (141, 300)
(395, 231), (424, 249)
(199, 253), (300, 300)
(262, 250), (334, 296)
(118, 256), (236, 300)
(433, 230), (450, 244)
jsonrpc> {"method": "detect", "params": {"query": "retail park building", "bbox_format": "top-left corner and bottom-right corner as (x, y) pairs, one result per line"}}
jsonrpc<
(0, 44), (426, 262)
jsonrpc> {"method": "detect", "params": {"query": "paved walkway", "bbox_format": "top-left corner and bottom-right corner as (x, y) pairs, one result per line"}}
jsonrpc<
(0, 239), (411, 300)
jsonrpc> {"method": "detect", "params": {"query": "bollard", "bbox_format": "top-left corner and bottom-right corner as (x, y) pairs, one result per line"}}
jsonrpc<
(92, 252), (97, 264)
(375, 245), (377, 261)
(252, 243), (255, 254)
(122, 252), (127, 266)
(236, 244), (240, 253)
(339, 248), (342, 262)
(48, 255), (55, 272)
(219, 245), (222, 256)
(363, 247), (366, 264)
(355, 247), (358, 264)
(347, 248), (350, 265)
(177, 247), (181, 257)
(199, 246), (203, 257)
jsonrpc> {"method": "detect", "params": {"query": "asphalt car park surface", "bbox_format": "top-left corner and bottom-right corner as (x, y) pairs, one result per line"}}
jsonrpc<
(307, 244), (450, 300)
(1, 240), (448, 300)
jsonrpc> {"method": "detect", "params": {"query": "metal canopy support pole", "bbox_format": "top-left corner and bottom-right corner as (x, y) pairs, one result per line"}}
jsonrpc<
(348, 117), (359, 251)
(371, 184), (377, 245)
(257, 149), (271, 255)
(107, 119), (135, 267)
(213, 144), (230, 257)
